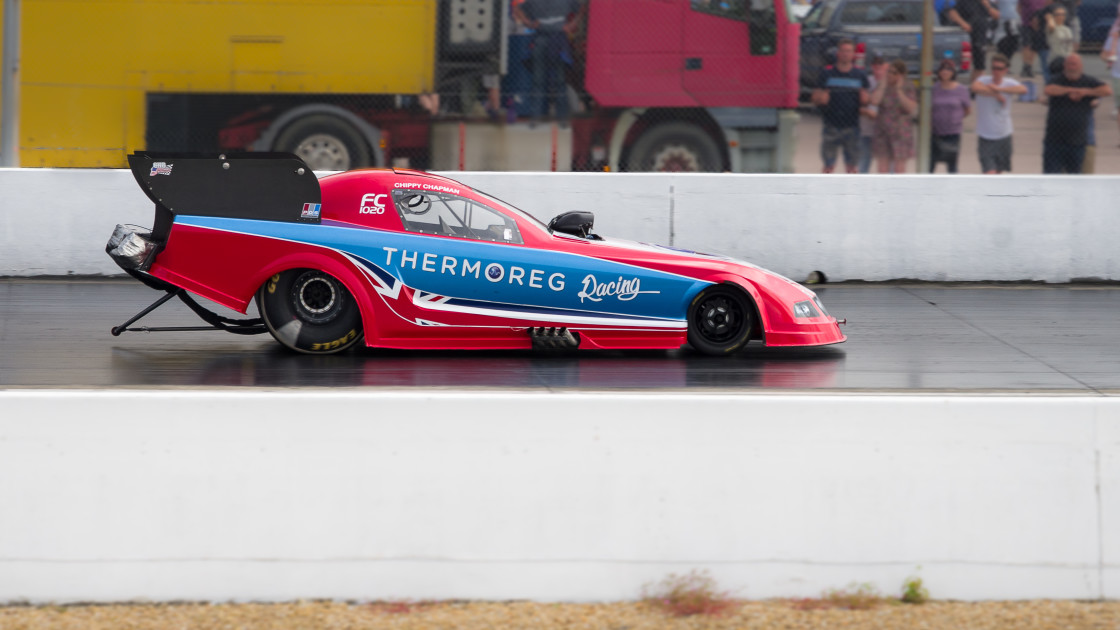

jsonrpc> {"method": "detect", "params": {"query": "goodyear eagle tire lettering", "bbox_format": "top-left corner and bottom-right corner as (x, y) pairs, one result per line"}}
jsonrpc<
(256, 269), (364, 354)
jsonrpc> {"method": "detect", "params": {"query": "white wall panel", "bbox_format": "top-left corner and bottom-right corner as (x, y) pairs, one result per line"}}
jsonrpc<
(2, 169), (1119, 282)
(0, 391), (1115, 603)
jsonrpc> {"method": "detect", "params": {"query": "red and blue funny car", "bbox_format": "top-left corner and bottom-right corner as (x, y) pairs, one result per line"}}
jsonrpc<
(108, 153), (845, 355)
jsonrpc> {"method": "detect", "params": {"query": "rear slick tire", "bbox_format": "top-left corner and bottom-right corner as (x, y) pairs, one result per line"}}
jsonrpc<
(687, 285), (755, 356)
(256, 269), (364, 354)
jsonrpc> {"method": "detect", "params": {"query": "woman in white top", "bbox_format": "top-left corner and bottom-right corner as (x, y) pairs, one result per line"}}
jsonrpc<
(1045, 6), (1075, 60)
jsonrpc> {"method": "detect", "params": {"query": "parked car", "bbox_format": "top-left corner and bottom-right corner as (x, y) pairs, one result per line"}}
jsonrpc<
(107, 153), (846, 355)
(800, 0), (971, 92)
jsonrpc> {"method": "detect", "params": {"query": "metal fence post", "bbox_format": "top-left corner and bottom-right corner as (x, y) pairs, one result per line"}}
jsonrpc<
(1, 0), (20, 167)
(916, 0), (934, 173)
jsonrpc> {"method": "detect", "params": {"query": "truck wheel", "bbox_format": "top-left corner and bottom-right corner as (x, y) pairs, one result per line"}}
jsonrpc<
(274, 114), (372, 171)
(626, 122), (723, 172)
(256, 269), (364, 354)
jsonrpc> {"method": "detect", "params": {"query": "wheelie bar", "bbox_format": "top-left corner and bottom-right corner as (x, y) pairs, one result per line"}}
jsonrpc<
(111, 288), (267, 336)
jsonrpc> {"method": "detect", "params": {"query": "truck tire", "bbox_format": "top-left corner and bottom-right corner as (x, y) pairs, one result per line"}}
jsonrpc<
(274, 114), (372, 171)
(626, 122), (723, 172)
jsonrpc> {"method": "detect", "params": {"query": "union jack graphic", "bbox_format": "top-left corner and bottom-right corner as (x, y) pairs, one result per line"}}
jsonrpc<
(149, 162), (173, 176)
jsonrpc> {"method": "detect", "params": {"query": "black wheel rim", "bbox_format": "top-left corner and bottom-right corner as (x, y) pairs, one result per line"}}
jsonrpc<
(695, 294), (746, 344)
(290, 271), (343, 324)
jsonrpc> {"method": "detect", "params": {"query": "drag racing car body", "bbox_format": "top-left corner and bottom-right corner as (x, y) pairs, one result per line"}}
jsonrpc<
(108, 153), (845, 355)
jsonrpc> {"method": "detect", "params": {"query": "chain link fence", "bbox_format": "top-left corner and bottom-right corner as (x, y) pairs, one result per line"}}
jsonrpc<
(170, 0), (801, 174)
(5, 0), (1118, 172)
(799, 0), (1119, 174)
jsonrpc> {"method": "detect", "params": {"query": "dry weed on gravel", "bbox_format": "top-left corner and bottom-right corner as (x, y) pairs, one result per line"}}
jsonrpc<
(2, 600), (1120, 630)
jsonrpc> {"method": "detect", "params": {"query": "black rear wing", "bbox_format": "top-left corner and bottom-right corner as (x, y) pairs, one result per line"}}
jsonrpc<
(127, 152), (323, 242)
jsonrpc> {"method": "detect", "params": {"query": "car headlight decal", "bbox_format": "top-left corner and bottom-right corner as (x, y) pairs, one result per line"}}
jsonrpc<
(792, 300), (820, 318)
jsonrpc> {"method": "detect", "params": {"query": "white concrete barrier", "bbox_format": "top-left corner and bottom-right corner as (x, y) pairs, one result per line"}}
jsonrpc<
(2, 168), (1119, 282)
(1, 390), (1117, 603)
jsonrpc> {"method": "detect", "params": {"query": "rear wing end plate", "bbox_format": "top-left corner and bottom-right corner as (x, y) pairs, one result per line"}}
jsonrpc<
(126, 152), (323, 229)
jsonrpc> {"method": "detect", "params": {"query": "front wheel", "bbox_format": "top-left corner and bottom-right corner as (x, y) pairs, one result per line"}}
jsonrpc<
(687, 285), (755, 355)
(256, 269), (364, 354)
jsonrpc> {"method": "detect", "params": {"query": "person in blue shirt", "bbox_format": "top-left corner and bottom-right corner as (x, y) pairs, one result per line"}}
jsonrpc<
(812, 39), (870, 173)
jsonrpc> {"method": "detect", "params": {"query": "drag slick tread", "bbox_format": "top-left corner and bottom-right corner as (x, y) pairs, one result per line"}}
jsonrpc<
(256, 269), (364, 354)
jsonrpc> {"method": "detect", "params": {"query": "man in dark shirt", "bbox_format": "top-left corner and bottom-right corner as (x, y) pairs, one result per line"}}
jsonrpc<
(1042, 53), (1112, 173)
(954, 0), (1001, 83)
(812, 39), (870, 173)
(514, 0), (581, 123)
(1019, 0), (1050, 78)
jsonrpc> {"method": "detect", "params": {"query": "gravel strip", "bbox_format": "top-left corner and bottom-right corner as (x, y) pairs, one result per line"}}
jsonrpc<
(3, 600), (1120, 630)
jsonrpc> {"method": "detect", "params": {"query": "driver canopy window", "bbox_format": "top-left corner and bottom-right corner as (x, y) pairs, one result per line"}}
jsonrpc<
(690, 0), (776, 55)
(392, 189), (523, 244)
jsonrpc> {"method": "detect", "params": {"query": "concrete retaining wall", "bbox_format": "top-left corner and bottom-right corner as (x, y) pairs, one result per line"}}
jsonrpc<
(2, 168), (1118, 282)
(1, 390), (1117, 603)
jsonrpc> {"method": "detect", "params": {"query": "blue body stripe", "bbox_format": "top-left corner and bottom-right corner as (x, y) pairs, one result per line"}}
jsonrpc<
(349, 253), (398, 287)
(176, 216), (711, 322)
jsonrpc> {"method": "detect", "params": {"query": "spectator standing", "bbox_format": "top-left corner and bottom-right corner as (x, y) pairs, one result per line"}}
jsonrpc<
(995, 0), (1021, 58)
(930, 59), (971, 172)
(514, 0), (580, 123)
(858, 55), (887, 173)
(1018, 0), (1050, 77)
(812, 39), (870, 173)
(1045, 5), (1075, 60)
(1042, 53), (1112, 173)
(1086, 12), (1120, 170)
(955, 0), (1001, 83)
(1101, 9), (1120, 137)
(870, 59), (918, 173)
(971, 53), (1027, 173)
(1065, 0), (1082, 50)
(1032, 0), (1065, 83)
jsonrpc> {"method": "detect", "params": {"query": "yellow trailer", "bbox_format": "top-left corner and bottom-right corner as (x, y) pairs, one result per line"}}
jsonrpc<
(3, 0), (460, 167)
